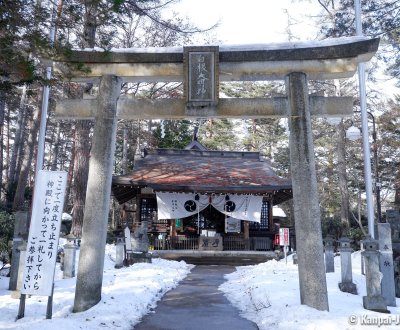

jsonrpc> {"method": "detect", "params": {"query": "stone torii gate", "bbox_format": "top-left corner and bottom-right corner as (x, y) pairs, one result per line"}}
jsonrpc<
(51, 36), (379, 312)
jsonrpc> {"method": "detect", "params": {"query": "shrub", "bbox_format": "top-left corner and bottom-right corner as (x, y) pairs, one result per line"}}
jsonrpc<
(0, 212), (14, 264)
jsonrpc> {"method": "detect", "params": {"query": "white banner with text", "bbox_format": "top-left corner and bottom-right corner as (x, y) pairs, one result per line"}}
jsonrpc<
(21, 170), (67, 296)
(156, 192), (262, 222)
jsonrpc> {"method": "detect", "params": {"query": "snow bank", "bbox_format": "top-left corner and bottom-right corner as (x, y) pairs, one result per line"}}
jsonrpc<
(220, 251), (400, 330)
(0, 244), (193, 330)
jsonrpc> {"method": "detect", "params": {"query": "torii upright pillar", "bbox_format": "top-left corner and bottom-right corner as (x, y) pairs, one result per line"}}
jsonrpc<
(73, 75), (122, 312)
(287, 72), (329, 311)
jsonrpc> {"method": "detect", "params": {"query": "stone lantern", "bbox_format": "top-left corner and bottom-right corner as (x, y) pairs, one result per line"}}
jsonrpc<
(338, 236), (357, 294)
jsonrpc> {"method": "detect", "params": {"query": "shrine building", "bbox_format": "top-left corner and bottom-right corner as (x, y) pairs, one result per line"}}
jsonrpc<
(111, 141), (293, 255)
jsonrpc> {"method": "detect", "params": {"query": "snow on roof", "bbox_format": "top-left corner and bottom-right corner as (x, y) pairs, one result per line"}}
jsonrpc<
(273, 206), (287, 218)
(77, 36), (373, 53)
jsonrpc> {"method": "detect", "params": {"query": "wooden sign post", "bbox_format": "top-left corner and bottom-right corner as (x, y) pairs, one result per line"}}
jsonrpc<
(17, 170), (67, 320)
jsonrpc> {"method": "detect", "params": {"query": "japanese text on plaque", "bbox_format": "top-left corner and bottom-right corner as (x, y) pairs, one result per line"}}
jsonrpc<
(21, 171), (67, 296)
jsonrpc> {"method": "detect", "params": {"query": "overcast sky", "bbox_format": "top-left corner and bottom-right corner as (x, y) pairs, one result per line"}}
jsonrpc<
(169, 0), (322, 44)
(163, 1), (398, 97)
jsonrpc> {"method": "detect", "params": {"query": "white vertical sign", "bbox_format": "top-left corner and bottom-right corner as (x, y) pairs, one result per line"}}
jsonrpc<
(124, 226), (132, 252)
(21, 170), (67, 296)
(279, 228), (289, 246)
(279, 228), (290, 264)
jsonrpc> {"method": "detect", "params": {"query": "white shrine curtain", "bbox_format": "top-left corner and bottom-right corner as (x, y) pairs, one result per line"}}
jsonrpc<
(156, 192), (262, 222)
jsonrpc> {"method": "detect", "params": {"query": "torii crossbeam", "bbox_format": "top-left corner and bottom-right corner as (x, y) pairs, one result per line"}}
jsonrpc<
(48, 36), (379, 313)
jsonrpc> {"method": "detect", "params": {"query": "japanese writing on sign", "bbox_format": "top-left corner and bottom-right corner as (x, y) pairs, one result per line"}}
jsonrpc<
(202, 238), (220, 248)
(242, 196), (250, 216)
(188, 52), (214, 101)
(171, 199), (178, 213)
(21, 170), (67, 296)
(225, 217), (241, 233)
(195, 54), (208, 97)
(279, 228), (290, 247)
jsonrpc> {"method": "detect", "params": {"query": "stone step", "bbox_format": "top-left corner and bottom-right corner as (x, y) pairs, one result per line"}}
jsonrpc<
(152, 250), (278, 266)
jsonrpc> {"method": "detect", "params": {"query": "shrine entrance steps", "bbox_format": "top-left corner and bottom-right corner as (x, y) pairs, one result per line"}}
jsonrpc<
(133, 265), (258, 330)
(153, 250), (277, 266)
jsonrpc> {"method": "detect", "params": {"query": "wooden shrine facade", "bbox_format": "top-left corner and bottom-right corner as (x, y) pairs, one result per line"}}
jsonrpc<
(112, 143), (292, 251)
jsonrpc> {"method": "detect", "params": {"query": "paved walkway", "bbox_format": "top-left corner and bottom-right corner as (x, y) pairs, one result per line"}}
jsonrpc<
(134, 265), (258, 330)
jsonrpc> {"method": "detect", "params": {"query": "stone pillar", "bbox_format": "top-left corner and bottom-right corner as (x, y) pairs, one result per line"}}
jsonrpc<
(360, 239), (365, 275)
(377, 223), (396, 306)
(63, 235), (77, 279)
(394, 256), (400, 298)
(11, 240), (26, 299)
(115, 237), (124, 269)
(170, 219), (177, 237)
(338, 237), (357, 294)
(362, 237), (388, 313)
(293, 253), (298, 265)
(8, 237), (23, 291)
(124, 226), (133, 251)
(131, 220), (151, 264)
(13, 211), (29, 236)
(243, 221), (249, 239)
(8, 211), (29, 290)
(286, 72), (329, 311)
(73, 75), (122, 313)
(324, 236), (335, 273)
(243, 221), (250, 250)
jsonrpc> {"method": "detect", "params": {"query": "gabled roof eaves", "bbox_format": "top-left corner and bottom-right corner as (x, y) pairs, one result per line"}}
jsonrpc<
(112, 149), (292, 204)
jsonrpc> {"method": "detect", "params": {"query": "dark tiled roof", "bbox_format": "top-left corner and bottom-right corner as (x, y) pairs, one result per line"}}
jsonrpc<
(112, 148), (292, 204)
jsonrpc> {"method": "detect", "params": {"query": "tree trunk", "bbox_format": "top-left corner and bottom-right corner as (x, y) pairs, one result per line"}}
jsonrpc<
(65, 129), (75, 212)
(71, 120), (91, 237)
(122, 124), (128, 174)
(5, 105), (10, 194)
(0, 91), (4, 201)
(51, 122), (61, 170)
(83, 6), (96, 48)
(395, 170), (400, 209)
(333, 80), (350, 235)
(15, 110), (28, 175)
(7, 85), (27, 204)
(336, 120), (350, 234)
(69, 3), (97, 237)
(13, 106), (40, 211)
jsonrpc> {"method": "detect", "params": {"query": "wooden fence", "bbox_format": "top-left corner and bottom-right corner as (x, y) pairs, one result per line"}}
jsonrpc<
(150, 235), (273, 251)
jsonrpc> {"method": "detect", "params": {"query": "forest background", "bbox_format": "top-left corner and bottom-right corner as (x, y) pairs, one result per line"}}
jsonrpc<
(0, 0), (399, 261)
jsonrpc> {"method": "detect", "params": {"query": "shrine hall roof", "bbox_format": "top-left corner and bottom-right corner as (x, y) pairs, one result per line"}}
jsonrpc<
(112, 148), (292, 205)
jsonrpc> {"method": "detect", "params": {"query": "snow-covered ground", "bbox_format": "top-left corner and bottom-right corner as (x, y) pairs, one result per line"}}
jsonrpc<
(0, 246), (399, 329)
(220, 252), (400, 330)
(0, 245), (193, 330)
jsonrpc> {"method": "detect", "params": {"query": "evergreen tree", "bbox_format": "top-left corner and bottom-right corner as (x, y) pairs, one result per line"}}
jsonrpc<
(317, 0), (400, 80)
(1, 0), (55, 211)
(153, 120), (194, 149)
(49, 0), (207, 236)
(379, 99), (400, 210)
(219, 81), (289, 174)
(0, 0), (49, 88)
(197, 118), (241, 151)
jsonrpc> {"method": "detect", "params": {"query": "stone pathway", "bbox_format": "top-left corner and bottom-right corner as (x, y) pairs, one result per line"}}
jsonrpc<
(133, 265), (258, 330)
